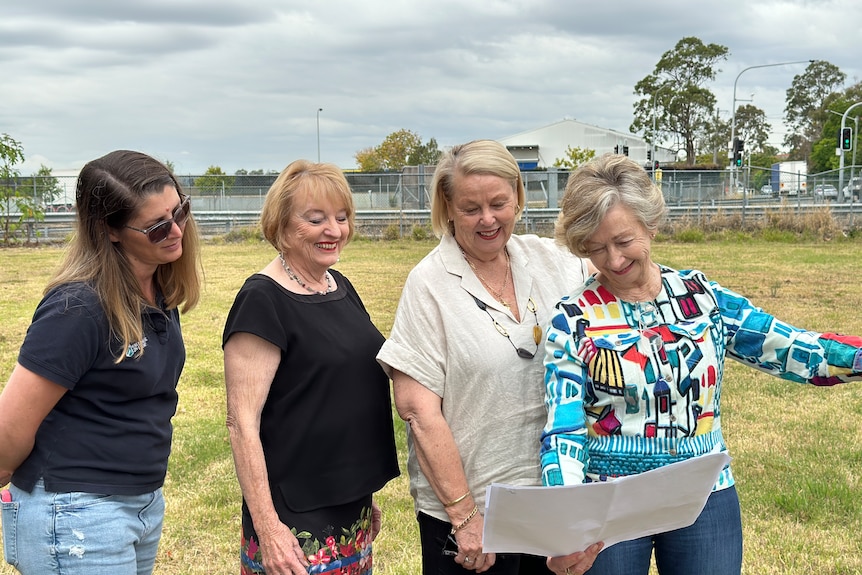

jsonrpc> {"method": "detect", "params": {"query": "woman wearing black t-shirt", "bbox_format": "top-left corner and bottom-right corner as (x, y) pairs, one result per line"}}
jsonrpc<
(222, 160), (399, 575)
(0, 150), (202, 575)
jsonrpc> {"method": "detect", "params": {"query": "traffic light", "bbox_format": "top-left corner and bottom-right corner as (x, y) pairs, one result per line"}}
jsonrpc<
(841, 127), (853, 151)
(653, 160), (659, 171)
(622, 145), (629, 156)
(732, 137), (744, 167)
(614, 145), (619, 154)
(647, 150), (652, 161)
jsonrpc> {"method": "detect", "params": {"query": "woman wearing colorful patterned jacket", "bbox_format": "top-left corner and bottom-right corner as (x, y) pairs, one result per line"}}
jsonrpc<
(541, 153), (862, 575)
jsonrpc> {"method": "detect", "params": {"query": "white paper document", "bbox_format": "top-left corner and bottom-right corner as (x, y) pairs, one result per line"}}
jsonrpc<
(482, 452), (731, 557)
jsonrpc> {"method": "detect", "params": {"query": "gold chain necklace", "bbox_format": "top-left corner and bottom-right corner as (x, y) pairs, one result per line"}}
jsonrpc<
(462, 248), (511, 308)
(278, 253), (333, 295)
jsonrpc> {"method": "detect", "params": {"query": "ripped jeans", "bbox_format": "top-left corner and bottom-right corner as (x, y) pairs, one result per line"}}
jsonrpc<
(1, 479), (164, 575)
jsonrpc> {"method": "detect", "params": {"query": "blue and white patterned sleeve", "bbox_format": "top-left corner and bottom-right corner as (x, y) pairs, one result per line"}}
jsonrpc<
(712, 280), (862, 385)
(540, 297), (590, 486)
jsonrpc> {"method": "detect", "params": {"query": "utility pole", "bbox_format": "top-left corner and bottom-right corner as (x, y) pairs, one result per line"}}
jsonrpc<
(838, 102), (862, 201)
(730, 60), (812, 187)
(316, 107), (323, 162)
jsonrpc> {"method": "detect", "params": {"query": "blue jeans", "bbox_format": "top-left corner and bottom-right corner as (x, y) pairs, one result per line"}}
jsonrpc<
(1, 479), (165, 575)
(586, 485), (743, 575)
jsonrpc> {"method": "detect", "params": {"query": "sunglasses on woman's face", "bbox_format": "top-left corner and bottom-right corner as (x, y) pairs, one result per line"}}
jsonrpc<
(125, 195), (191, 244)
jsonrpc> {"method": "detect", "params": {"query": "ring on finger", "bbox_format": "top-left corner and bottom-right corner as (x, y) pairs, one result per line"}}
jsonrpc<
(565, 568), (572, 575)
(464, 557), (473, 563)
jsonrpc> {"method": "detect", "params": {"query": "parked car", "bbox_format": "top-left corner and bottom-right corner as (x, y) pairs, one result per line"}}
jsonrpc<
(842, 177), (862, 201)
(813, 184), (838, 199)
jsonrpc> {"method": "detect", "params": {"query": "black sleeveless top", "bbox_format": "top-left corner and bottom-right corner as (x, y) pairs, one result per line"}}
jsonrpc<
(222, 270), (399, 514)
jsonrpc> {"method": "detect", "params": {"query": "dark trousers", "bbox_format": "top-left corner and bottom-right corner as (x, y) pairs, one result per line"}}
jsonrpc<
(417, 512), (553, 575)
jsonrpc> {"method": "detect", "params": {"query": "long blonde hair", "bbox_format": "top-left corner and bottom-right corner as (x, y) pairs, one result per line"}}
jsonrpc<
(47, 150), (202, 361)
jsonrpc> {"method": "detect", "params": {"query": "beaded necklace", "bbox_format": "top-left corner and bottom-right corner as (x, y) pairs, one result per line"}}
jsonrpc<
(278, 252), (333, 295)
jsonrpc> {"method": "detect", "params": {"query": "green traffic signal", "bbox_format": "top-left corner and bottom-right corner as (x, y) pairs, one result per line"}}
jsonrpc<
(842, 127), (853, 151)
(732, 137), (744, 167)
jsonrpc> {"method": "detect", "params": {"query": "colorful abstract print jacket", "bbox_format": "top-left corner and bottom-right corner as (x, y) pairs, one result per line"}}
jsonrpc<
(540, 266), (862, 490)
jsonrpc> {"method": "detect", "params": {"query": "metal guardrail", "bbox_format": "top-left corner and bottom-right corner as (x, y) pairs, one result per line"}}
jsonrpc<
(5, 198), (862, 242)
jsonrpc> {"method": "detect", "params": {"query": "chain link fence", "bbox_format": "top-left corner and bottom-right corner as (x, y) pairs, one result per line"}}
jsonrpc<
(4, 165), (862, 242)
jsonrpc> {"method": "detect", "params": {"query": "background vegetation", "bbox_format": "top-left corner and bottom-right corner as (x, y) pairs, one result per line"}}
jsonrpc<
(1, 234), (862, 574)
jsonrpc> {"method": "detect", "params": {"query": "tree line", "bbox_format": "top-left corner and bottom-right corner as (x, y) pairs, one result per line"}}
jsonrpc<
(355, 37), (859, 174)
(2, 35), (859, 239)
(631, 36), (855, 173)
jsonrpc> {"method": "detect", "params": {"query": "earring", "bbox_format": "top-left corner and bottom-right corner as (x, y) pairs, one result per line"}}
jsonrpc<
(515, 204), (520, 212)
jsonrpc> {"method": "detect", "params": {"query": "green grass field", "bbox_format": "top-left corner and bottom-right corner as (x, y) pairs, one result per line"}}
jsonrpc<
(1, 237), (862, 575)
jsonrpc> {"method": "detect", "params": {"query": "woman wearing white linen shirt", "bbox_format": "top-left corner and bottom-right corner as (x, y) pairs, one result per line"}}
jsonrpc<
(377, 140), (602, 575)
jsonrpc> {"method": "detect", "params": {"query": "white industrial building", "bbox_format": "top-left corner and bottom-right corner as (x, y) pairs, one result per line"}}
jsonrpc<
(497, 118), (676, 170)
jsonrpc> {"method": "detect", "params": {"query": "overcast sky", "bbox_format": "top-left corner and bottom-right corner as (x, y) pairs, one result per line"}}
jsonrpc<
(2, 0), (860, 176)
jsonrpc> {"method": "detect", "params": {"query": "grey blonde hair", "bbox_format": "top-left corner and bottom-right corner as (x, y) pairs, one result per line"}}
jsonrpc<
(555, 154), (666, 257)
(429, 140), (525, 237)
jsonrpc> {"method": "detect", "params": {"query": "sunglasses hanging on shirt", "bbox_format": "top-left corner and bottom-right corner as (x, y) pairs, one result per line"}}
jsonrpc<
(471, 295), (541, 359)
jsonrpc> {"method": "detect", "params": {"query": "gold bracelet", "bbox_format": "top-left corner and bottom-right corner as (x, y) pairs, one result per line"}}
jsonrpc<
(443, 490), (471, 508)
(450, 504), (479, 534)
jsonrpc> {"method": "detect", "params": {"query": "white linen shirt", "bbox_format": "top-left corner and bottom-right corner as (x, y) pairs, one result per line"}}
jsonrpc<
(377, 233), (589, 521)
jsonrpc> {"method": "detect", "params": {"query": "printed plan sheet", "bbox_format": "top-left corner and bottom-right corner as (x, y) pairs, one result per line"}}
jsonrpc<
(482, 452), (731, 556)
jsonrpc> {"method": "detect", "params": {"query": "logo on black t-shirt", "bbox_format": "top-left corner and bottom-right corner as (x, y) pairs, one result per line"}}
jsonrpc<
(125, 336), (149, 358)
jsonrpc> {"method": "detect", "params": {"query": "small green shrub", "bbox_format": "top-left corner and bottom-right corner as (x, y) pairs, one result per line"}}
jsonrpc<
(382, 224), (401, 241)
(760, 228), (797, 243)
(219, 226), (264, 243)
(705, 229), (752, 243)
(411, 225), (429, 241)
(674, 227), (705, 243)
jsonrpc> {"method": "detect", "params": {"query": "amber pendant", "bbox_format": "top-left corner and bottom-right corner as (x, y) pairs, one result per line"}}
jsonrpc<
(533, 325), (542, 345)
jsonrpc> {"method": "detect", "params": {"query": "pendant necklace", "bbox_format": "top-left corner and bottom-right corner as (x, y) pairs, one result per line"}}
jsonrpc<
(471, 295), (542, 358)
(462, 248), (512, 308)
(278, 253), (333, 295)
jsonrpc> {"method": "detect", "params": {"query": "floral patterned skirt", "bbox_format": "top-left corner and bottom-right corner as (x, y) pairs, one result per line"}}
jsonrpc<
(240, 494), (374, 575)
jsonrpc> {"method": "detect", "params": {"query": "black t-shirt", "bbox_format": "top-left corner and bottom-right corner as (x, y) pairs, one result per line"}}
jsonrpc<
(222, 271), (400, 513)
(14, 282), (185, 495)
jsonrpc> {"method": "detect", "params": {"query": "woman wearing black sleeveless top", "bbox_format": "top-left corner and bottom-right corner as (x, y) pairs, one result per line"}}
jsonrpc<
(223, 160), (399, 575)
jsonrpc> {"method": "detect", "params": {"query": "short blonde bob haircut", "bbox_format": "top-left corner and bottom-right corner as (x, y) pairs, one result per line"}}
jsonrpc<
(260, 160), (355, 254)
(555, 154), (666, 258)
(430, 139), (525, 237)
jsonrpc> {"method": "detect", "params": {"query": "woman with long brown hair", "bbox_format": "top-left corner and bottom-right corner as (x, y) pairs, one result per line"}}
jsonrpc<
(0, 150), (201, 575)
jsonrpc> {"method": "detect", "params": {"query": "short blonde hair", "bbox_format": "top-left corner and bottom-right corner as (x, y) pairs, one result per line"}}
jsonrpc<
(555, 154), (666, 257)
(430, 140), (525, 237)
(260, 160), (355, 253)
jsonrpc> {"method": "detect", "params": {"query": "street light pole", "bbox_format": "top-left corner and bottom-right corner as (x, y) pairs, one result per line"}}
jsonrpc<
(854, 115), (860, 188)
(651, 85), (671, 181)
(827, 108), (859, 199)
(729, 60), (812, 179)
(838, 102), (862, 200)
(316, 107), (323, 163)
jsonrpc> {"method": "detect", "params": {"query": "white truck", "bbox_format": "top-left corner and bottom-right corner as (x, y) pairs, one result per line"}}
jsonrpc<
(770, 161), (807, 196)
